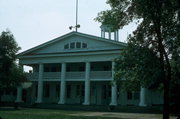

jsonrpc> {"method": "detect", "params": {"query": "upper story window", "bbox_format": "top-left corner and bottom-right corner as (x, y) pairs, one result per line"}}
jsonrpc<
(82, 43), (87, 48)
(64, 42), (87, 49)
(64, 44), (69, 49)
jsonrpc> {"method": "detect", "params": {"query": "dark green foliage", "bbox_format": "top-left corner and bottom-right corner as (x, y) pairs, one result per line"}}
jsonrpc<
(96, 0), (179, 118)
(114, 44), (163, 91)
(0, 30), (26, 90)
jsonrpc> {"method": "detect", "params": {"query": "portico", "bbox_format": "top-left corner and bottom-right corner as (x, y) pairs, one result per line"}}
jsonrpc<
(17, 61), (117, 105)
(15, 32), (163, 107)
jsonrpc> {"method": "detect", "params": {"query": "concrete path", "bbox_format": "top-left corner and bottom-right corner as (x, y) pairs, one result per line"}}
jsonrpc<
(68, 112), (177, 119)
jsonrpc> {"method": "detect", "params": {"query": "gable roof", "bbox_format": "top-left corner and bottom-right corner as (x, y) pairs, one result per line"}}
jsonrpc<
(18, 31), (127, 56)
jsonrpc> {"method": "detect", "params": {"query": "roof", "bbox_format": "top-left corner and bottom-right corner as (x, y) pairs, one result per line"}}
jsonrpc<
(18, 31), (127, 56)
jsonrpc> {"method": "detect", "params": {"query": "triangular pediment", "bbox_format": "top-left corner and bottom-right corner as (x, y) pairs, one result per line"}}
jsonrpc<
(18, 32), (127, 56)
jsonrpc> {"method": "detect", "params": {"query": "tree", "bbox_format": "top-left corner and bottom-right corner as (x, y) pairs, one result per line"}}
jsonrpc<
(114, 44), (163, 91)
(0, 30), (26, 102)
(96, 0), (179, 119)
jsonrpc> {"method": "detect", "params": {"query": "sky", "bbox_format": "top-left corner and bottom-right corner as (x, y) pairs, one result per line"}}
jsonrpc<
(0, 0), (137, 53)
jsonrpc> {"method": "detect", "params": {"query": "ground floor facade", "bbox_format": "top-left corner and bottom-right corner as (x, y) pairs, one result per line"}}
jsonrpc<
(1, 81), (163, 106)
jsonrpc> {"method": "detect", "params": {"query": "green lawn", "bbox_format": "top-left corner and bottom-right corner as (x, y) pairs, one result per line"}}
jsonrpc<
(0, 108), (120, 119)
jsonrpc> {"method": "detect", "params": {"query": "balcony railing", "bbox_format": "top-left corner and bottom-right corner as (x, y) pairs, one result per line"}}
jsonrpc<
(43, 72), (61, 79)
(26, 73), (38, 81)
(66, 72), (85, 79)
(90, 71), (112, 79)
(27, 71), (112, 81)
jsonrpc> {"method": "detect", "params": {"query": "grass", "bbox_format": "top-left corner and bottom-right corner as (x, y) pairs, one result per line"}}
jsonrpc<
(0, 108), (121, 119)
(0, 107), (177, 119)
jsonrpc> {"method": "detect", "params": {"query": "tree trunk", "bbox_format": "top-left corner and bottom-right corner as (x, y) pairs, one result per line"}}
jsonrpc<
(153, 19), (170, 119)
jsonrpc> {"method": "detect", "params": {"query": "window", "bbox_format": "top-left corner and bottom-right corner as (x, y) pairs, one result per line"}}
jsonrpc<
(56, 84), (60, 98)
(127, 92), (133, 100)
(127, 91), (139, 100)
(66, 66), (70, 72)
(52, 67), (58, 72)
(35, 84), (38, 98)
(82, 43), (87, 48)
(91, 86), (96, 96)
(64, 44), (69, 49)
(134, 92), (139, 100)
(103, 85), (107, 99)
(70, 42), (75, 49)
(66, 85), (71, 98)
(64, 42), (87, 49)
(79, 66), (85, 71)
(76, 85), (84, 97)
(44, 84), (50, 98)
(103, 66), (110, 71)
(102, 85), (111, 99)
(76, 42), (81, 48)
(76, 85), (80, 96)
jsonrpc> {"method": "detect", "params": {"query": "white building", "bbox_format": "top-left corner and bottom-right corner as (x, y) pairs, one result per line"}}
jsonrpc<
(1, 28), (163, 107)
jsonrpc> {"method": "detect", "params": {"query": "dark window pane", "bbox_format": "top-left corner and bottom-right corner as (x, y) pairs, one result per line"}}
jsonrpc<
(82, 43), (87, 48)
(66, 67), (70, 72)
(67, 85), (71, 98)
(127, 91), (132, 100)
(134, 92), (139, 100)
(108, 85), (111, 97)
(44, 84), (50, 97)
(76, 42), (81, 48)
(44, 67), (50, 72)
(70, 42), (75, 49)
(56, 84), (60, 98)
(81, 85), (84, 96)
(35, 84), (38, 98)
(52, 67), (57, 72)
(79, 66), (85, 71)
(76, 85), (80, 96)
(64, 44), (69, 49)
(103, 66), (110, 71)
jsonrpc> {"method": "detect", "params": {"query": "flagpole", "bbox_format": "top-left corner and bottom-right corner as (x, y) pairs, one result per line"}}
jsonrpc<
(76, 0), (78, 32)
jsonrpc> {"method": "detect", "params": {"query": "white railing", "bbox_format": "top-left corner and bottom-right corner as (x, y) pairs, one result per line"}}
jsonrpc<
(66, 72), (85, 79)
(26, 72), (61, 81)
(43, 72), (61, 79)
(90, 71), (112, 79)
(26, 73), (38, 81)
(27, 71), (112, 81)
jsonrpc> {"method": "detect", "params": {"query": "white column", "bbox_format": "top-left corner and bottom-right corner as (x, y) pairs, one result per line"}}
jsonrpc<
(36, 63), (44, 103)
(139, 87), (147, 106)
(83, 62), (90, 105)
(15, 64), (23, 103)
(114, 31), (117, 41)
(110, 82), (118, 105)
(110, 61), (117, 105)
(101, 30), (103, 37)
(116, 30), (119, 41)
(58, 62), (66, 104)
(108, 31), (111, 39)
(15, 86), (23, 102)
(103, 31), (105, 38)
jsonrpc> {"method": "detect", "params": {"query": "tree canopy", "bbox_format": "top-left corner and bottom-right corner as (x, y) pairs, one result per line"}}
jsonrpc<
(0, 30), (26, 90)
(96, 0), (179, 119)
